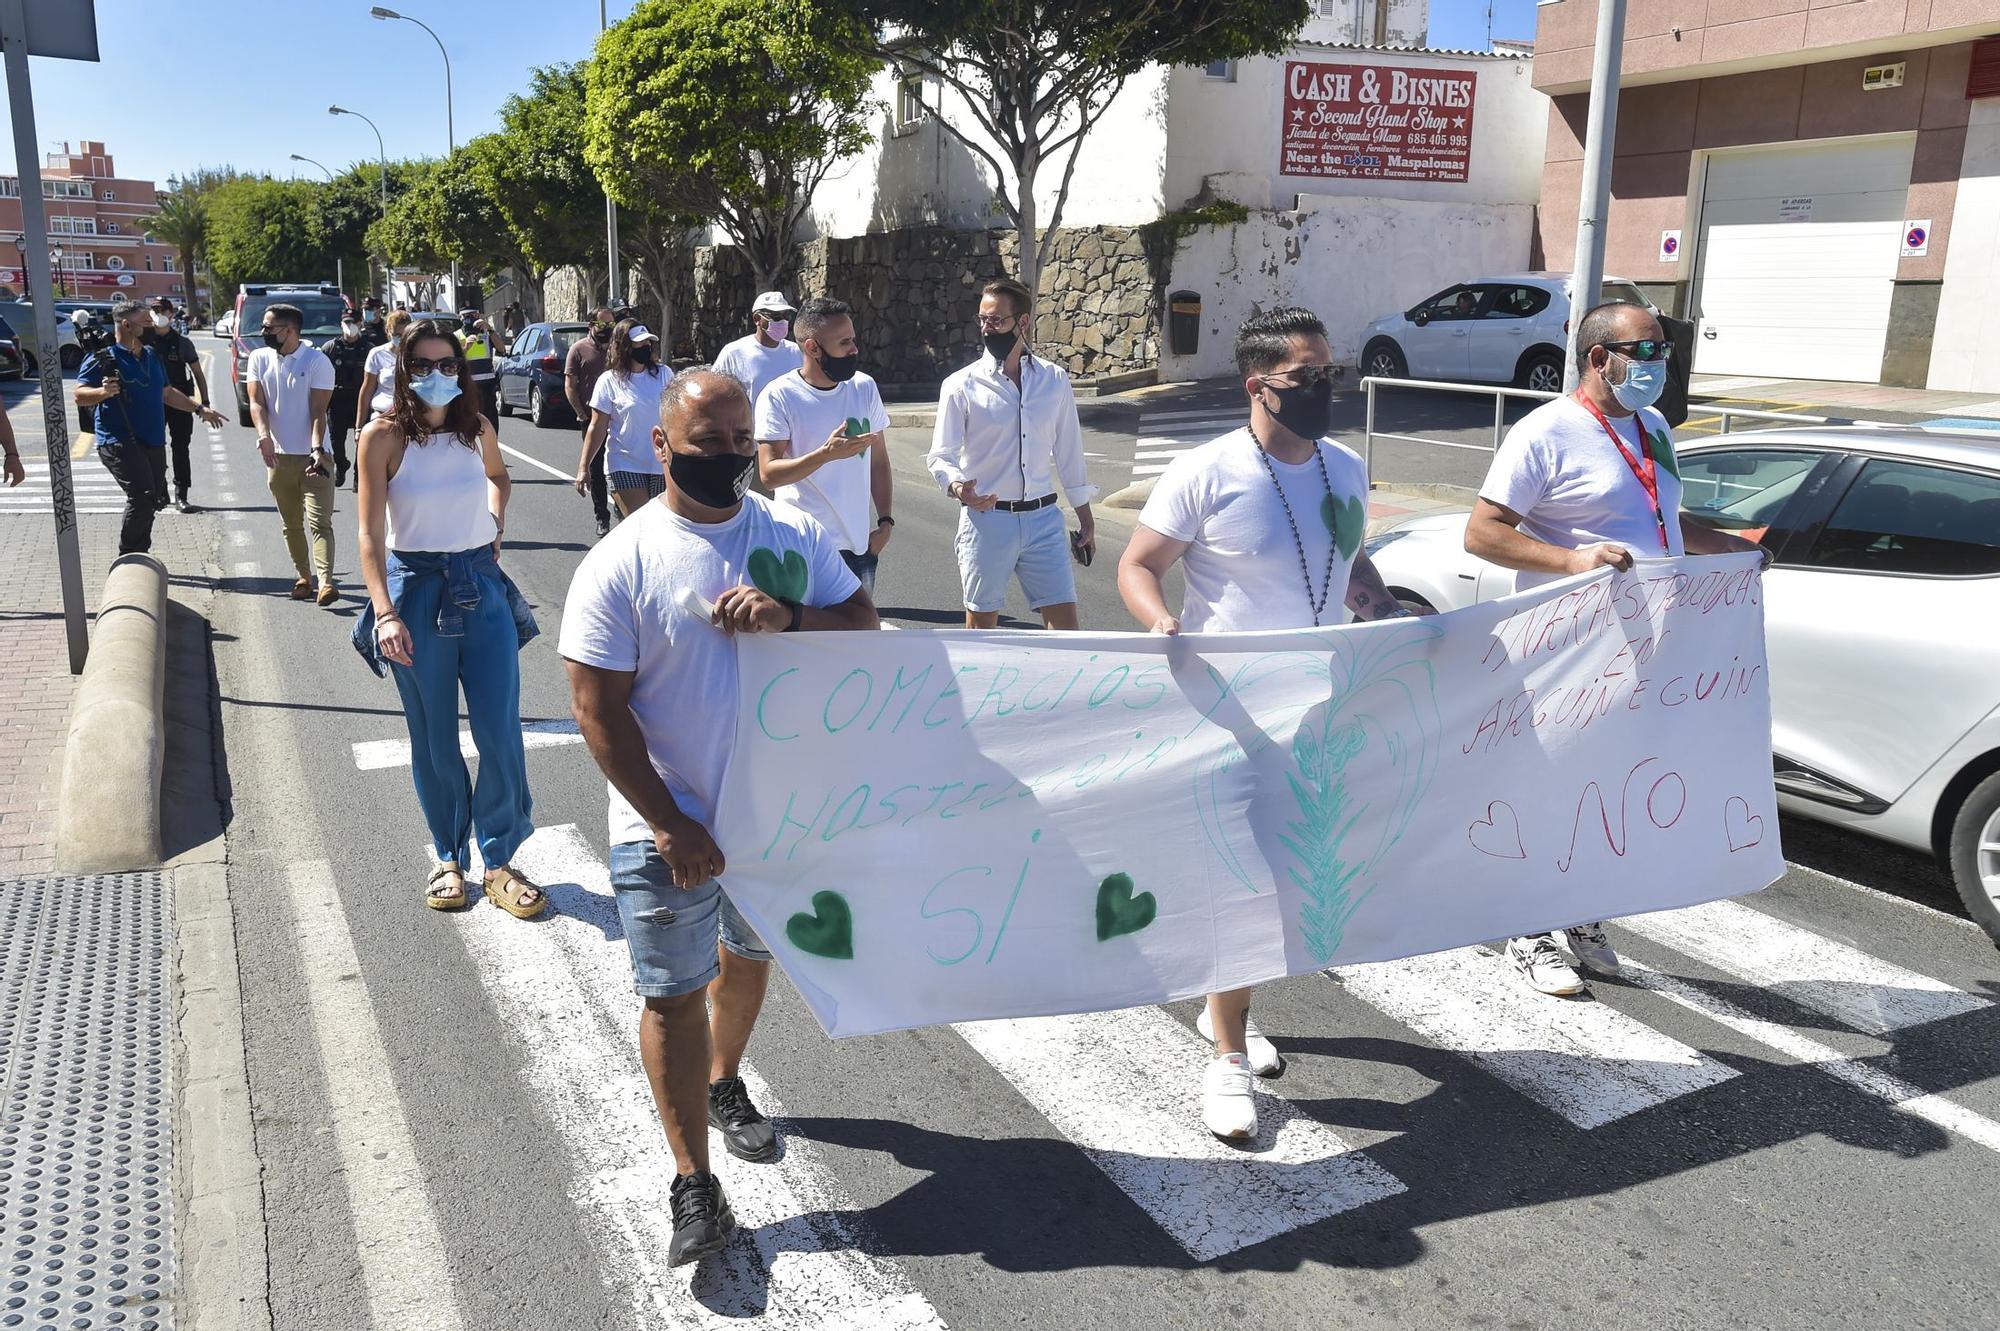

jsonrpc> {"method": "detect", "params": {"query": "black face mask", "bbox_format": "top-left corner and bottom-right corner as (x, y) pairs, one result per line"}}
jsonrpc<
(591, 324), (611, 344)
(261, 330), (286, 350)
(668, 449), (755, 509)
(1261, 376), (1334, 442)
(816, 348), (860, 383)
(631, 345), (655, 365)
(982, 330), (1019, 361)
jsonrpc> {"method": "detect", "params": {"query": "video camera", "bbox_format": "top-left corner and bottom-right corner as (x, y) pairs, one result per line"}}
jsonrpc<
(70, 308), (115, 357)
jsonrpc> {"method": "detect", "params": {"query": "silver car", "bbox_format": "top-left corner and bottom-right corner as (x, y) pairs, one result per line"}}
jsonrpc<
(1358, 272), (1659, 394)
(1363, 426), (2000, 941)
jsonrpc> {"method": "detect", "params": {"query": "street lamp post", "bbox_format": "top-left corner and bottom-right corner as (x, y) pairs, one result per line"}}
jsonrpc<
(369, 7), (457, 309)
(329, 106), (389, 303)
(289, 154), (344, 298)
(600, 0), (619, 307)
(49, 242), (62, 297)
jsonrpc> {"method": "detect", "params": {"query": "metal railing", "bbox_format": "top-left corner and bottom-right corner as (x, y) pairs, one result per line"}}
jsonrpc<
(1357, 374), (1889, 479)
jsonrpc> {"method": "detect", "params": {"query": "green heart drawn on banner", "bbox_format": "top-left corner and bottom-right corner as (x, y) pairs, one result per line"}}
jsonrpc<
(747, 546), (810, 602)
(1095, 872), (1157, 941)
(1321, 493), (1365, 561)
(786, 890), (853, 960)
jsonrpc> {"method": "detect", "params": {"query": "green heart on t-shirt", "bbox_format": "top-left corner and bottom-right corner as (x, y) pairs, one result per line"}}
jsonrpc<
(1648, 427), (1681, 480)
(1321, 493), (1365, 561)
(747, 546), (809, 602)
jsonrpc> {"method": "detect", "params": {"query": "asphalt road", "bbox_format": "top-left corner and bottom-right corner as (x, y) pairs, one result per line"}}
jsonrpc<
(11, 342), (1996, 1329)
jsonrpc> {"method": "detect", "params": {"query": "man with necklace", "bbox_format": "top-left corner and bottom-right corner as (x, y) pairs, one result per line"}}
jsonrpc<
(1117, 306), (1415, 1141)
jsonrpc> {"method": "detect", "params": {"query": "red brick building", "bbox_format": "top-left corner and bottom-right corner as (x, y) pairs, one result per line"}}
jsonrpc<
(0, 141), (186, 306)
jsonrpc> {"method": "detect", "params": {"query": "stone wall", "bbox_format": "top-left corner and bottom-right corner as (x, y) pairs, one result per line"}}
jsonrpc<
(676, 224), (1161, 387)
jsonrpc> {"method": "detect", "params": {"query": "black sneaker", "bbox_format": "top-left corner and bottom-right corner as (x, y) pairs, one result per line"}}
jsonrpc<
(175, 495), (198, 514)
(595, 514), (611, 537)
(708, 1076), (778, 1161)
(335, 463), (350, 488)
(667, 1170), (735, 1266)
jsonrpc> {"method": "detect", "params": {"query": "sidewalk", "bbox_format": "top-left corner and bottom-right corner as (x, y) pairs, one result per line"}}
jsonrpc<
(1689, 373), (2000, 424)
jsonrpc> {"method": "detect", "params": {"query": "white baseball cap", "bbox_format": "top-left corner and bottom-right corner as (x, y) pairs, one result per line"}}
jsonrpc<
(627, 324), (659, 344)
(751, 291), (794, 315)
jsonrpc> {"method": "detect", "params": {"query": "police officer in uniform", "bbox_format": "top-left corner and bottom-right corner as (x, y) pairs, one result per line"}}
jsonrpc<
(142, 294), (209, 513)
(322, 308), (374, 488)
(461, 311), (499, 424)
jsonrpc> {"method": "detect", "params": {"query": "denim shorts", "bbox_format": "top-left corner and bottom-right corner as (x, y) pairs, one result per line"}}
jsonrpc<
(608, 841), (772, 998)
(956, 502), (1077, 613)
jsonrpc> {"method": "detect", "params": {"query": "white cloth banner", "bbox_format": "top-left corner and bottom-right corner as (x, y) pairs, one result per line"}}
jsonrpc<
(716, 553), (1784, 1037)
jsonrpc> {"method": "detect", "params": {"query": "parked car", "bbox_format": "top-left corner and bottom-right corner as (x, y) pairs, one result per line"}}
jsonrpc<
(213, 310), (236, 339)
(228, 284), (347, 425)
(0, 315), (25, 379)
(1359, 272), (1660, 394)
(0, 300), (81, 373)
(1362, 425), (2000, 939)
(495, 321), (587, 427)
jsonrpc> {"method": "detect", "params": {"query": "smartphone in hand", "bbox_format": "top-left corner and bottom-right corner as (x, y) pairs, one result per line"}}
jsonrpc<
(1070, 529), (1093, 567)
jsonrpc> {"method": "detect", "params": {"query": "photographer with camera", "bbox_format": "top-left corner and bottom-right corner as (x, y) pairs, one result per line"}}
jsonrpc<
(74, 299), (225, 557)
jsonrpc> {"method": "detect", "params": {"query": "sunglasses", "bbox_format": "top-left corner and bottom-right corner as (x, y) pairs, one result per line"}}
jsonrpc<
(975, 314), (1021, 331)
(1262, 364), (1339, 389)
(407, 356), (463, 376)
(1598, 339), (1673, 362)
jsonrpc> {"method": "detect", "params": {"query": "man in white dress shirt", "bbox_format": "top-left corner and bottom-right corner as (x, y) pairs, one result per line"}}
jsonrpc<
(928, 277), (1095, 629)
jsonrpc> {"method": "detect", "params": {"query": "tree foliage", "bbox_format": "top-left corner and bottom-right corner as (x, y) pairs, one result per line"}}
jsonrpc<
(835, 0), (1308, 288)
(205, 177), (329, 293)
(586, 0), (876, 292)
(480, 63), (607, 280)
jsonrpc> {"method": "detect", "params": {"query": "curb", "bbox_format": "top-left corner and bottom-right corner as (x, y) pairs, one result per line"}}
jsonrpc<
(1373, 480), (1479, 506)
(56, 553), (168, 873)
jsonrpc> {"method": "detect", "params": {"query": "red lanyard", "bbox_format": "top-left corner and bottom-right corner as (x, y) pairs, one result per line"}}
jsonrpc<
(1574, 390), (1669, 554)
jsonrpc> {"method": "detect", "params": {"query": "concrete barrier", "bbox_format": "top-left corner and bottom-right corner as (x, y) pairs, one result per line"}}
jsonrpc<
(56, 554), (168, 873)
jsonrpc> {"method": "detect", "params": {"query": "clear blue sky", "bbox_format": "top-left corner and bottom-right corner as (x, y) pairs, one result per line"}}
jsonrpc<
(0, 0), (1541, 190)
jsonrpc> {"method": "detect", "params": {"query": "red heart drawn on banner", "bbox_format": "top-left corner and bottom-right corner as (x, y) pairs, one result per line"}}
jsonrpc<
(1468, 801), (1527, 859)
(1724, 796), (1765, 853)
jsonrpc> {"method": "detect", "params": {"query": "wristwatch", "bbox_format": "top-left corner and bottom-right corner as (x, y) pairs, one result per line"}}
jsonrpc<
(780, 598), (804, 633)
(877, 515), (895, 528)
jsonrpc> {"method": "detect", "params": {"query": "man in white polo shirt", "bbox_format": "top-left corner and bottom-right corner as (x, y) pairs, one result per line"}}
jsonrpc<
(754, 296), (892, 595)
(246, 301), (339, 605)
(712, 291), (803, 412)
(929, 276), (1095, 629)
(1466, 299), (1766, 998)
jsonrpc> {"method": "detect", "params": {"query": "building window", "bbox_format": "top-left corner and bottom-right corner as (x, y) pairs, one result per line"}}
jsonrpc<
(0, 179), (16, 198)
(106, 255), (125, 271)
(1203, 59), (1237, 82)
(49, 216), (98, 236)
(894, 73), (928, 136)
(1314, 0), (1344, 16)
(162, 256), (174, 272)
(41, 179), (91, 199)
(144, 257), (153, 271)
(100, 189), (114, 201)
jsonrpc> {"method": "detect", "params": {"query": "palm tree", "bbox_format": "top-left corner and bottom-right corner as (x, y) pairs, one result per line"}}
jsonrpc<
(145, 190), (208, 315)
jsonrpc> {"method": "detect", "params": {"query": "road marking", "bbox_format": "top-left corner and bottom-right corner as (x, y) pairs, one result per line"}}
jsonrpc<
(1138, 410), (1238, 427)
(1328, 946), (1738, 1129)
(463, 826), (949, 1329)
(953, 1008), (1404, 1261)
(497, 440), (573, 482)
(1788, 861), (1984, 932)
(1621, 958), (2000, 1154)
(352, 718), (584, 770)
(283, 859), (465, 1330)
(1619, 898), (1988, 1035)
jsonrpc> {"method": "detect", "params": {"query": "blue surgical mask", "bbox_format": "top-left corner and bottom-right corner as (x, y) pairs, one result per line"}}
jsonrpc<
(1609, 353), (1666, 412)
(410, 369), (462, 408)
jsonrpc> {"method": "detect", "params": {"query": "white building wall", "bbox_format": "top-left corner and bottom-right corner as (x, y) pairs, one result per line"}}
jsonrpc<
(1925, 97), (2000, 394)
(1158, 198), (1534, 381)
(1300, 0), (1430, 48)
(807, 65), (1171, 241)
(1163, 49), (1544, 213)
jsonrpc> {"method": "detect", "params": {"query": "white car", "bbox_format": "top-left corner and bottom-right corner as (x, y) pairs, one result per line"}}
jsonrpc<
(213, 310), (235, 338)
(1363, 426), (2000, 941)
(1359, 271), (1660, 394)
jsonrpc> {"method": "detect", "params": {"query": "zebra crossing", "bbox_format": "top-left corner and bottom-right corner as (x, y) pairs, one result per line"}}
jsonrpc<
(1129, 403), (1240, 479)
(0, 457), (129, 514)
(398, 790), (2000, 1321)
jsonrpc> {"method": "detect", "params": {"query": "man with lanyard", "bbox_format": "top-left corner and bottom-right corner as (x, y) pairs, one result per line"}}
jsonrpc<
(929, 277), (1096, 628)
(142, 294), (209, 514)
(461, 311), (499, 424)
(73, 299), (225, 556)
(1118, 307), (1418, 1141)
(566, 305), (618, 538)
(322, 309), (373, 489)
(1466, 300), (1766, 997)
(755, 297), (892, 595)
(711, 291), (803, 412)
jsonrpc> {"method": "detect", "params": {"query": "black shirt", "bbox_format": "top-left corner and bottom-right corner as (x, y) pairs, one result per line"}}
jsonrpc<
(322, 334), (373, 395)
(141, 327), (201, 399)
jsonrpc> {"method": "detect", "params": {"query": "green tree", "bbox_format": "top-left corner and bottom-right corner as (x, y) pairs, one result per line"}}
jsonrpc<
(479, 63), (608, 303)
(837, 0), (1309, 289)
(206, 177), (328, 293)
(586, 0), (876, 294)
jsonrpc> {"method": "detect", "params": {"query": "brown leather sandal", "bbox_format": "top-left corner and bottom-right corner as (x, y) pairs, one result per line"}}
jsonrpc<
(425, 861), (470, 911)
(483, 865), (547, 920)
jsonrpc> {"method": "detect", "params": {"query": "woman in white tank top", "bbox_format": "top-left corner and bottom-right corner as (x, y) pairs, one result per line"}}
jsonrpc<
(354, 320), (545, 921)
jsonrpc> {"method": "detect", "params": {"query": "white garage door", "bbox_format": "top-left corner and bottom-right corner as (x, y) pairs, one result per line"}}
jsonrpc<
(1691, 137), (1914, 382)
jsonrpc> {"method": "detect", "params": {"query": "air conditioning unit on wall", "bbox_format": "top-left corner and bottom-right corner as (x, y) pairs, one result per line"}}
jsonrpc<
(1863, 62), (1905, 91)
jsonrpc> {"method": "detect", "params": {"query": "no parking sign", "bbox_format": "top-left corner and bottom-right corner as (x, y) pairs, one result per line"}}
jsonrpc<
(1901, 220), (1931, 257)
(1659, 230), (1681, 263)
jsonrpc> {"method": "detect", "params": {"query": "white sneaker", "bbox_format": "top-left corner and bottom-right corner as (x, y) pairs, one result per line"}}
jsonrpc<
(1564, 922), (1621, 977)
(1202, 1053), (1258, 1141)
(1506, 934), (1586, 996)
(1196, 1008), (1284, 1077)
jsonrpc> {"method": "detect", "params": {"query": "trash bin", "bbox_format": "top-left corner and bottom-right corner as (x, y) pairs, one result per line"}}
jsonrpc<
(1168, 291), (1201, 356)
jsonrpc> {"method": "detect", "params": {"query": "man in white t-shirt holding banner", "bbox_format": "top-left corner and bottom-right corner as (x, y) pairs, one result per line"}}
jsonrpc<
(754, 297), (893, 595)
(712, 290), (804, 412)
(1466, 299), (1766, 998)
(562, 369), (879, 1266)
(1118, 307), (1420, 1142)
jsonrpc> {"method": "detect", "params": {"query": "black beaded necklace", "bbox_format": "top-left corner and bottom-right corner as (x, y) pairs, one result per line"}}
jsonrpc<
(1249, 423), (1340, 626)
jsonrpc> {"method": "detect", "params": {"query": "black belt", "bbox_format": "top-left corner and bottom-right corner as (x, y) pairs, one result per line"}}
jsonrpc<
(992, 493), (1058, 513)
